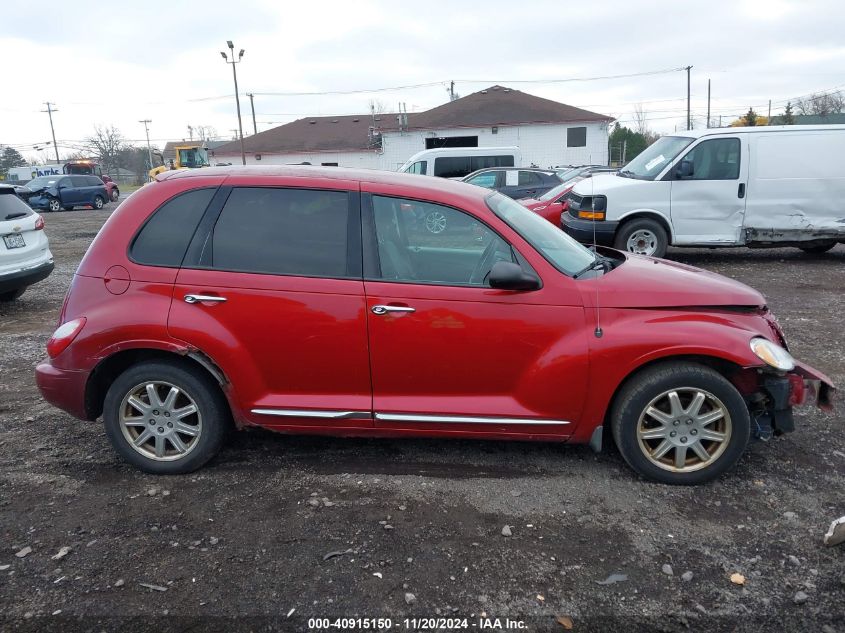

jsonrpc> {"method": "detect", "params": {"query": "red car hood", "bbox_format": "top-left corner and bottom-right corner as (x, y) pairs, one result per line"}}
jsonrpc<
(581, 252), (766, 309)
(518, 197), (544, 209)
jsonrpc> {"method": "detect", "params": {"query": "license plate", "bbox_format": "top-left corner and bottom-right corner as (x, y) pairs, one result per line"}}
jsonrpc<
(3, 233), (25, 249)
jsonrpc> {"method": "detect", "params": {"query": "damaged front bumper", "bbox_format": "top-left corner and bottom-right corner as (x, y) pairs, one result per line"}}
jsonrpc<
(746, 361), (835, 440)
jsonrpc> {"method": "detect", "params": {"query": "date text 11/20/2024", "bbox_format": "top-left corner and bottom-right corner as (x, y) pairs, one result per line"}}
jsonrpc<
(307, 617), (528, 630)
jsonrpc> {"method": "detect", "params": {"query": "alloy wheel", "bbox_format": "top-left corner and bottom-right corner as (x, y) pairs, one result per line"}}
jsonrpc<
(118, 381), (202, 461)
(636, 387), (732, 473)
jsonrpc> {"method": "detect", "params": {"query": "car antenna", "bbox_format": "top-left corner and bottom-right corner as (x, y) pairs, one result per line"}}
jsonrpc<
(590, 160), (603, 338)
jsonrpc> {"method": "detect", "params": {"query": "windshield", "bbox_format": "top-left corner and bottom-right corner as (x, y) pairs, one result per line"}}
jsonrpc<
(178, 148), (209, 168)
(620, 136), (694, 180)
(486, 192), (596, 276)
(26, 176), (60, 190)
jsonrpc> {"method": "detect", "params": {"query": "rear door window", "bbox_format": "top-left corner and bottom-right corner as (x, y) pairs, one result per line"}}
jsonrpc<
(466, 171), (498, 189)
(433, 156), (472, 178)
(208, 187), (352, 278)
(130, 188), (216, 267)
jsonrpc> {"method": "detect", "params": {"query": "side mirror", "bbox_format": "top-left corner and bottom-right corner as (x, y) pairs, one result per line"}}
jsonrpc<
(675, 160), (693, 179)
(488, 261), (541, 291)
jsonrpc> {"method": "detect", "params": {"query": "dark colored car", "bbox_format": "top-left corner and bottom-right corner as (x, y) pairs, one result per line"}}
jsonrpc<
(520, 168), (620, 223)
(35, 166), (833, 485)
(462, 168), (561, 200)
(24, 175), (109, 212)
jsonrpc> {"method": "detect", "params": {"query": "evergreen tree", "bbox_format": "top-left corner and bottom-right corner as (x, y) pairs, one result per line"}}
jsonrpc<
(782, 102), (795, 125)
(0, 146), (27, 178)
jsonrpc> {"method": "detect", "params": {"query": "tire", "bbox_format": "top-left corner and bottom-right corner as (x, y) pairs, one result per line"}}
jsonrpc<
(614, 217), (668, 258)
(610, 362), (750, 485)
(93, 195), (105, 210)
(47, 197), (62, 212)
(111, 188), (120, 202)
(799, 242), (836, 254)
(0, 288), (25, 301)
(103, 361), (231, 474)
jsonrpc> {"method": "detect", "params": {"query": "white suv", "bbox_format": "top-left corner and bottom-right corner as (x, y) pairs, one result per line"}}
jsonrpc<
(0, 187), (53, 301)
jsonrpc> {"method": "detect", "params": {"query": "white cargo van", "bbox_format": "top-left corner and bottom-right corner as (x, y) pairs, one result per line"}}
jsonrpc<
(399, 147), (521, 179)
(564, 125), (845, 257)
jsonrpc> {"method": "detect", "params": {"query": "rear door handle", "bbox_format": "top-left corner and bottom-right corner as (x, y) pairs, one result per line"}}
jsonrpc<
(738, 183), (746, 199)
(372, 305), (415, 315)
(184, 294), (227, 304)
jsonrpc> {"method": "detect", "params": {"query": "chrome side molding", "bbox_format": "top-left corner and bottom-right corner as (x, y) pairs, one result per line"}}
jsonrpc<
(251, 409), (372, 420)
(374, 413), (570, 425)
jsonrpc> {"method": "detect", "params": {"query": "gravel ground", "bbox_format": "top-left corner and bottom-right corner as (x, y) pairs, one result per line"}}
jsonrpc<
(0, 206), (843, 633)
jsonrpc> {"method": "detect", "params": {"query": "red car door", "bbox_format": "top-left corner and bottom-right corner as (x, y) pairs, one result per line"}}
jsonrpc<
(361, 190), (589, 438)
(167, 181), (372, 429)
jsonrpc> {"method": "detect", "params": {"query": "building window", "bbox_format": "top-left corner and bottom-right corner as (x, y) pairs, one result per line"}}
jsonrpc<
(425, 136), (479, 150)
(567, 127), (587, 147)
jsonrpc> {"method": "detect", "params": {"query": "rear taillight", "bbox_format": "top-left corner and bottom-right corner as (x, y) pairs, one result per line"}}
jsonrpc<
(46, 317), (86, 358)
(34, 215), (44, 230)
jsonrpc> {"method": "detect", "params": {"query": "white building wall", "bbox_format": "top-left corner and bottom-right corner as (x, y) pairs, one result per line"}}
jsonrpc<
(211, 121), (609, 172)
(379, 122), (609, 171)
(210, 149), (381, 168)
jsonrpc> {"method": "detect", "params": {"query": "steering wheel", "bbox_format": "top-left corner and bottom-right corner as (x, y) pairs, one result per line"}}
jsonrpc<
(469, 239), (501, 286)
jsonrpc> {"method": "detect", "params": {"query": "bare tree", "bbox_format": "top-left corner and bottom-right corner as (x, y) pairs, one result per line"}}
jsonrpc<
(632, 103), (649, 135)
(191, 125), (218, 142)
(795, 90), (845, 116)
(84, 125), (125, 175)
(368, 99), (387, 115)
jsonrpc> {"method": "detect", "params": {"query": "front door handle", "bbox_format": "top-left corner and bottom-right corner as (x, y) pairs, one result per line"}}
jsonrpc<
(184, 294), (227, 304)
(738, 183), (746, 199)
(372, 305), (415, 315)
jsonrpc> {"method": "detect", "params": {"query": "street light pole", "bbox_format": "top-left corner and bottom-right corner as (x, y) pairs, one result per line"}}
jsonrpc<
(221, 41), (246, 165)
(139, 119), (153, 171)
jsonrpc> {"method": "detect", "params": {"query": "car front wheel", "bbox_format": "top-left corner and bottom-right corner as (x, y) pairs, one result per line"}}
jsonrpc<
(103, 361), (231, 474)
(93, 195), (105, 209)
(610, 362), (750, 485)
(614, 217), (668, 258)
(111, 188), (120, 201)
(48, 197), (62, 212)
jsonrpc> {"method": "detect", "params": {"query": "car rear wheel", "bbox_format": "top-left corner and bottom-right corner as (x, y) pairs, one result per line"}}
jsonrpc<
(614, 218), (668, 258)
(103, 361), (231, 474)
(48, 197), (62, 212)
(610, 362), (750, 485)
(93, 195), (105, 210)
(111, 188), (120, 201)
(799, 242), (836, 254)
(0, 288), (25, 302)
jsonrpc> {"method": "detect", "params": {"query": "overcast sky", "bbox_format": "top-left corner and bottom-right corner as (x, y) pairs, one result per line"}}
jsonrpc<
(2, 0), (844, 162)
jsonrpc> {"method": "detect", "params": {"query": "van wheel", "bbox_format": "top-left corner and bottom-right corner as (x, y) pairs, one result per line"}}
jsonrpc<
(48, 197), (62, 212)
(610, 362), (750, 485)
(103, 361), (231, 474)
(614, 218), (668, 258)
(93, 195), (105, 210)
(799, 242), (836, 254)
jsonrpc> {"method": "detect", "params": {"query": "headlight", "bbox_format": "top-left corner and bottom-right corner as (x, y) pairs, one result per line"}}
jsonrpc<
(750, 337), (795, 371)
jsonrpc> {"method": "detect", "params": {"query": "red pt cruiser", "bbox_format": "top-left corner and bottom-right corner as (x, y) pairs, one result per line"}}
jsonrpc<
(36, 167), (834, 484)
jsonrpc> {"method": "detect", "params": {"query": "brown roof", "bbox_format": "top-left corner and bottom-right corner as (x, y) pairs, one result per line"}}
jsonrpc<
(408, 86), (612, 129)
(212, 113), (409, 155)
(212, 86), (611, 155)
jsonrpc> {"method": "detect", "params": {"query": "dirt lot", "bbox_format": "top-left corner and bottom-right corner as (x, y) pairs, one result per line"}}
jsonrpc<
(1, 206), (843, 632)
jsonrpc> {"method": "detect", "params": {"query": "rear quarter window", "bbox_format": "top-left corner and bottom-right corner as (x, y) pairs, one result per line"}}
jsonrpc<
(0, 190), (33, 218)
(130, 188), (216, 267)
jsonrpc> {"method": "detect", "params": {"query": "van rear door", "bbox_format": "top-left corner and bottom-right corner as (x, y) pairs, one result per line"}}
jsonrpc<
(668, 135), (747, 245)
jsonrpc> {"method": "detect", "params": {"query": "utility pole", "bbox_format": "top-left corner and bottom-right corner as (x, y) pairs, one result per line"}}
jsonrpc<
(220, 40), (246, 165)
(188, 125), (194, 141)
(706, 79), (711, 128)
(42, 102), (60, 163)
(246, 93), (257, 135)
(449, 80), (455, 101)
(139, 120), (153, 171)
(768, 99), (772, 121)
(685, 66), (692, 131)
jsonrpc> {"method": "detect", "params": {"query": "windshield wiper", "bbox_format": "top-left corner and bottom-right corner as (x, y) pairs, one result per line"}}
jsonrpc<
(574, 255), (613, 279)
(5, 212), (28, 220)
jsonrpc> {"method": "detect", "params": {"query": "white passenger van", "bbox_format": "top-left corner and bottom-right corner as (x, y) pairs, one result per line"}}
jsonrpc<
(399, 147), (521, 179)
(564, 125), (845, 257)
